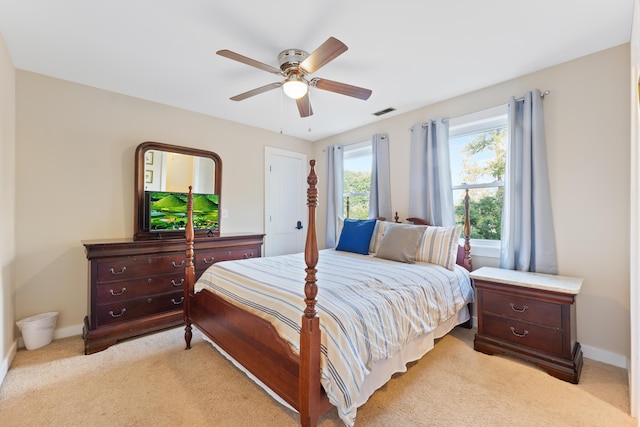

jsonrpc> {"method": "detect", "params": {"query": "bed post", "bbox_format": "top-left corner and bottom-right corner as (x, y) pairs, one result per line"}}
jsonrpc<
(299, 160), (322, 427)
(184, 186), (194, 349)
(463, 188), (472, 271)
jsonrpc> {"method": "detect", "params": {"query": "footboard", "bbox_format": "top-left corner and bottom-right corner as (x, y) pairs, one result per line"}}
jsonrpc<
(188, 289), (324, 411)
(183, 160), (331, 427)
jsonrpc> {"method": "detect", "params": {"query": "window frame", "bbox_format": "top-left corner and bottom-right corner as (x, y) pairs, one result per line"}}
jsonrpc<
(342, 140), (373, 220)
(449, 104), (508, 258)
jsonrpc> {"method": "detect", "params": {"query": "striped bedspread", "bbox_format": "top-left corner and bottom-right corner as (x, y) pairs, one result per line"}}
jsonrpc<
(195, 249), (474, 426)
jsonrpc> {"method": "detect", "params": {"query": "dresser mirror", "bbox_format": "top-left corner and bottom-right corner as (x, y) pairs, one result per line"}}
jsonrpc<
(134, 141), (222, 240)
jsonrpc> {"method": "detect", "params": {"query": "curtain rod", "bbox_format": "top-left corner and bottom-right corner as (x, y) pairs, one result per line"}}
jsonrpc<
(408, 89), (551, 131)
(514, 89), (551, 102)
(408, 118), (449, 131)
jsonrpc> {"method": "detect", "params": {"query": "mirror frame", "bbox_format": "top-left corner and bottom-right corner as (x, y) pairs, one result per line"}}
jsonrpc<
(134, 141), (222, 240)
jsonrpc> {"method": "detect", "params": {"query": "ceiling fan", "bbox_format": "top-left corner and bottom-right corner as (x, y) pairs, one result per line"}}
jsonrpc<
(217, 37), (372, 118)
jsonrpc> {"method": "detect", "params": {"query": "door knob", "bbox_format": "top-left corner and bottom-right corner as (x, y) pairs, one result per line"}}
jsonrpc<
(296, 221), (303, 230)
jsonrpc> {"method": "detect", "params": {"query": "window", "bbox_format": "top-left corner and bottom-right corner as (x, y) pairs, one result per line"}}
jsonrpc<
(449, 105), (508, 246)
(342, 141), (372, 219)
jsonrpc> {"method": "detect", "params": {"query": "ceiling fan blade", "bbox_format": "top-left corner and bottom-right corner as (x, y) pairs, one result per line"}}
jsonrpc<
(312, 78), (372, 100)
(230, 82), (282, 101)
(296, 93), (313, 117)
(217, 49), (282, 75)
(299, 37), (348, 74)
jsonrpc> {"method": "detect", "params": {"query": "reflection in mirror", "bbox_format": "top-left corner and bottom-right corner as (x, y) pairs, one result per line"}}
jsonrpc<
(143, 150), (215, 193)
(134, 142), (222, 240)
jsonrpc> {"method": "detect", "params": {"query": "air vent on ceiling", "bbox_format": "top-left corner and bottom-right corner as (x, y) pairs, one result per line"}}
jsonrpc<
(373, 107), (396, 116)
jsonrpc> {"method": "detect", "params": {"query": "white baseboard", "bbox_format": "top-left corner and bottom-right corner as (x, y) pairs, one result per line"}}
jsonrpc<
(16, 323), (84, 349)
(581, 343), (629, 369)
(53, 323), (83, 340)
(0, 339), (18, 387)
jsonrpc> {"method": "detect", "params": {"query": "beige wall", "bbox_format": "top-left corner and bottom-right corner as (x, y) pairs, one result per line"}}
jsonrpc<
(313, 44), (631, 364)
(14, 71), (312, 334)
(0, 33), (16, 380)
(7, 43), (632, 367)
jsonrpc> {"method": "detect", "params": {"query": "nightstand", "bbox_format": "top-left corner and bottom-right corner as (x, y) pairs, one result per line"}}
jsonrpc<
(471, 266), (583, 383)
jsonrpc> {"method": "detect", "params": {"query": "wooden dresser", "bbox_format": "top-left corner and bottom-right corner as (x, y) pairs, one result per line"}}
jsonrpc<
(471, 266), (583, 383)
(82, 233), (264, 354)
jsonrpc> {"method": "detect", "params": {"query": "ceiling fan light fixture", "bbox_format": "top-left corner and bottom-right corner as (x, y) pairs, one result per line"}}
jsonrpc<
(218, 37), (371, 118)
(283, 74), (308, 99)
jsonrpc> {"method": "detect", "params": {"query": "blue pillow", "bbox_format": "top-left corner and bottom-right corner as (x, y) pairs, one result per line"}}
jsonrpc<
(336, 219), (377, 255)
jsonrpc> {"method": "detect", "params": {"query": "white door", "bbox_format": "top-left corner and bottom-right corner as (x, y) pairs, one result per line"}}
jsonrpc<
(265, 148), (308, 256)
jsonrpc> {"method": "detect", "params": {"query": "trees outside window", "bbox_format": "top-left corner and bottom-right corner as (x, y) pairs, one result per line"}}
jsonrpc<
(450, 106), (507, 241)
(341, 108), (507, 235)
(343, 141), (372, 219)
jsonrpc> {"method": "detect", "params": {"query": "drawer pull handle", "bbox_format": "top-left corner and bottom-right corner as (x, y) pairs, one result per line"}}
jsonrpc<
(108, 308), (126, 318)
(510, 326), (529, 338)
(203, 257), (216, 264)
(509, 303), (528, 313)
(109, 287), (126, 296)
(171, 279), (184, 287)
(172, 260), (185, 268)
(171, 297), (184, 305)
(109, 266), (127, 275)
(243, 252), (254, 259)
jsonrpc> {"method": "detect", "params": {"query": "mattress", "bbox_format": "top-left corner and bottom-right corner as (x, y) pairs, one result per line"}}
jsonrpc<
(195, 249), (474, 426)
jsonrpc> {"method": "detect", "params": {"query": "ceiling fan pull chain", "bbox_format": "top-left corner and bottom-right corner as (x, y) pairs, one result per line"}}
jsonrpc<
(307, 91), (312, 133)
(280, 88), (284, 134)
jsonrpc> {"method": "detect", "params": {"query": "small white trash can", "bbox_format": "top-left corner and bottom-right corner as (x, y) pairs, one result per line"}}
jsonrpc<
(16, 312), (58, 350)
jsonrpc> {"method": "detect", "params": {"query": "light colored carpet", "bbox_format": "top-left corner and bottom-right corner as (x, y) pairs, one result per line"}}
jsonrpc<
(0, 326), (635, 426)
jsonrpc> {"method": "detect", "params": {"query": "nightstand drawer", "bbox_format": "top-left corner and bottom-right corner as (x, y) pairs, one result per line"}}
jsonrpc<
(483, 314), (563, 356)
(481, 289), (562, 328)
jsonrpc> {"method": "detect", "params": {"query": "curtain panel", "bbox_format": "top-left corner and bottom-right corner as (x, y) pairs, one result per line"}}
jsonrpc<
(500, 89), (557, 273)
(408, 119), (455, 226)
(369, 133), (392, 220)
(326, 145), (344, 248)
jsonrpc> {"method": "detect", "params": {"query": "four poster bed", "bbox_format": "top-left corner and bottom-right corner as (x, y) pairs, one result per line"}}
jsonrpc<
(183, 160), (473, 426)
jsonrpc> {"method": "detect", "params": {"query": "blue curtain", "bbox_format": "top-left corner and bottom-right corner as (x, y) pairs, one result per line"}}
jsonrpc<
(369, 133), (392, 220)
(408, 118), (455, 226)
(325, 145), (343, 248)
(500, 90), (557, 273)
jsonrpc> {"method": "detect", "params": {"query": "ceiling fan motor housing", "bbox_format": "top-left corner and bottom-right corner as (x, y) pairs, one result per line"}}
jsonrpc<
(278, 49), (309, 76)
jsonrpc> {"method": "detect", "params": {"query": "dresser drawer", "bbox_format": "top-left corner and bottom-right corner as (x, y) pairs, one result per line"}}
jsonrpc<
(96, 273), (185, 301)
(84, 233), (264, 354)
(195, 246), (261, 271)
(481, 289), (562, 329)
(96, 254), (186, 283)
(483, 314), (564, 356)
(96, 291), (184, 326)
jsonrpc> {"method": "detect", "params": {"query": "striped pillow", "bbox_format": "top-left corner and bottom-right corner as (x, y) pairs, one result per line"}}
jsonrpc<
(416, 225), (462, 270)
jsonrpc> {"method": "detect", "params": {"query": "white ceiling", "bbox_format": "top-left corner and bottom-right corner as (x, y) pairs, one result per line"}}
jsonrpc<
(0, 1), (633, 141)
